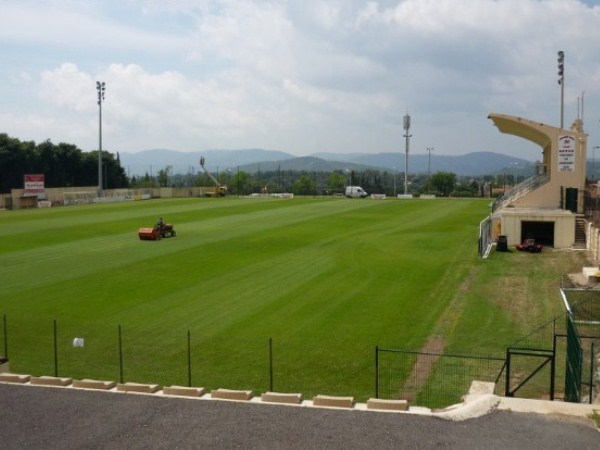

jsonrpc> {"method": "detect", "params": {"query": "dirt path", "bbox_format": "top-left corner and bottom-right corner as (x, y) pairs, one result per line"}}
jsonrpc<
(400, 248), (591, 402)
(401, 266), (480, 401)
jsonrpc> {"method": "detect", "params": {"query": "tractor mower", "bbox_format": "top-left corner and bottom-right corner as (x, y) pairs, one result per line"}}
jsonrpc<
(516, 238), (543, 253)
(138, 223), (176, 240)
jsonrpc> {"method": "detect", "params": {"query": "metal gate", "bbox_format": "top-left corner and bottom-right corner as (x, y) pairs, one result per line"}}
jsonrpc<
(505, 347), (555, 399)
(375, 347), (505, 409)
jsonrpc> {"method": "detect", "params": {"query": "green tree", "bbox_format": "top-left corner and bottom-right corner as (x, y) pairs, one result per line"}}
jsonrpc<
(292, 174), (316, 195)
(0, 133), (129, 192)
(430, 172), (456, 197)
(157, 165), (172, 187)
(326, 172), (345, 192)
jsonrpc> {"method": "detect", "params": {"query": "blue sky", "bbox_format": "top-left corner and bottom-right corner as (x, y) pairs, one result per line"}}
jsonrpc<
(1, 0), (600, 160)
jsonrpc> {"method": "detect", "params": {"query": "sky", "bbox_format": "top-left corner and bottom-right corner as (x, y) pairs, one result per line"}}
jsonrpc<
(1, 0), (600, 160)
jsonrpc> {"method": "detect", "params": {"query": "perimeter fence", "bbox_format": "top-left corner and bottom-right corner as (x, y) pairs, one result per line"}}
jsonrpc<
(478, 215), (494, 258)
(0, 315), (380, 402)
(375, 347), (506, 409)
(1, 314), (509, 407)
(4, 297), (598, 407)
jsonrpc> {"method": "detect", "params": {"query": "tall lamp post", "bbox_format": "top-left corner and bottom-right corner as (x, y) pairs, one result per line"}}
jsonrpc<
(403, 113), (412, 195)
(426, 147), (433, 193)
(96, 81), (106, 195)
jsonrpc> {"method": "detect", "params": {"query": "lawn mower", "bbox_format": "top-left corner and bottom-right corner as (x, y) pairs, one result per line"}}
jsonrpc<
(138, 223), (176, 240)
(516, 238), (543, 253)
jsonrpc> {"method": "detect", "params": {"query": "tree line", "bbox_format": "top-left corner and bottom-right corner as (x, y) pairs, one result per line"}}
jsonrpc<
(0, 133), (127, 193)
(1, 133), (494, 197)
(133, 165), (477, 197)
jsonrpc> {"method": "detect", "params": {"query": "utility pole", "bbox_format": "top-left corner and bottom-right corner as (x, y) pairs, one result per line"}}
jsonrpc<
(403, 113), (412, 195)
(427, 147), (433, 193)
(593, 146), (599, 181)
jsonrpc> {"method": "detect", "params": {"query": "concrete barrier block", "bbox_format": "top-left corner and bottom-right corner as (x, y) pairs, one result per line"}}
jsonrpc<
(312, 395), (354, 409)
(116, 382), (161, 393)
(0, 373), (30, 383)
(261, 391), (303, 404)
(73, 379), (116, 390)
(211, 388), (253, 401)
(30, 376), (73, 387)
(163, 386), (205, 397)
(366, 398), (409, 411)
(468, 380), (496, 396)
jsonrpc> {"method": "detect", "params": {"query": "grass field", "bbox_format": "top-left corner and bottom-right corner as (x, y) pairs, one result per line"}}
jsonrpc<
(0, 197), (587, 401)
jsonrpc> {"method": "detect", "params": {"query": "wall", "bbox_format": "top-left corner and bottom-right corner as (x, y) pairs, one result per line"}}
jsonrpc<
(587, 222), (600, 262)
(500, 209), (575, 248)
(4, 186), (223, 209)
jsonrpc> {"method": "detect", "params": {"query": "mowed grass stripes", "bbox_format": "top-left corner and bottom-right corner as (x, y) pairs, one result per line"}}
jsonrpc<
(0, 197), (490, 399)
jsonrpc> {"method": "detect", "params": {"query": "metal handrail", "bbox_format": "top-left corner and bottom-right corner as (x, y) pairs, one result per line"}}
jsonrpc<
(492, 173), (551, 213)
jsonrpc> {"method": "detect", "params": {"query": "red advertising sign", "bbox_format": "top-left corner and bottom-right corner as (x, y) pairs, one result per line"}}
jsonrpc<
(24, 174), (45, 196)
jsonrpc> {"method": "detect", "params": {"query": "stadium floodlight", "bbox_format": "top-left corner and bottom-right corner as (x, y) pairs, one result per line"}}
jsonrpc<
(96, 81), (106, 195)
(557, 51), (564, 129)
(403, 113), (412, 195)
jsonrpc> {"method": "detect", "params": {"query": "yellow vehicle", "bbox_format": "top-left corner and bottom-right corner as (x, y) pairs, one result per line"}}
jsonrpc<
(199, 157), (227, 197)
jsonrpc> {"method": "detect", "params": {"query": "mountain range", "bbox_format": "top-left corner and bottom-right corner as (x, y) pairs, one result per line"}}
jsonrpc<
(118, 149), (536, 177)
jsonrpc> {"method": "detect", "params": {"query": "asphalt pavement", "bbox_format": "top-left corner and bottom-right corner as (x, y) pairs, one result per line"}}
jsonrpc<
(0, 383), (598, 449)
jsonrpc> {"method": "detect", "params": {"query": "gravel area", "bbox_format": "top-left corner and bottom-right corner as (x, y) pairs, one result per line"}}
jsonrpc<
(1, 383), (598, 449)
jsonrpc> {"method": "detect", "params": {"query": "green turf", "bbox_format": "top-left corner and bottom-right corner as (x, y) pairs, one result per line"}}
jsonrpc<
(1, 197), (491, 399)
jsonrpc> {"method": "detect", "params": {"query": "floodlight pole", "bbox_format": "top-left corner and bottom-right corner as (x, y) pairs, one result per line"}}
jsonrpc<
(96, 81), (106, 196)
(403, 114), (412, 195)
(557, 51), (564, 129)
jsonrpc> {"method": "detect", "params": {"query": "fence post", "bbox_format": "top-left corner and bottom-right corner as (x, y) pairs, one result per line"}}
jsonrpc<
(118, 325), (124, 383)
(375, 346), (379, 399)
(187, 330), (192, 387)
(268, 337), (273, 392)
(3, 314), (7, 359)
(505, 349), (511, 397)
(53, 319), (58, 377)
(551, 332), (557, 401)
(590, 342), (595, 404)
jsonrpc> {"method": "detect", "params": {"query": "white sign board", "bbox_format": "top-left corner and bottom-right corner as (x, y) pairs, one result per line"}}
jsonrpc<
(24, 174), (45, 196)
(557, 135), (576, 172)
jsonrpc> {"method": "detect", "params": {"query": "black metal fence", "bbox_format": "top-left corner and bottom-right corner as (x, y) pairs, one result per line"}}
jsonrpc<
(4, 297), (597, 407)
(375, 347), (506, 409)
(561, 289), (600, 403)
(0, 315), (379, 401)
(565, 313), (582, 402)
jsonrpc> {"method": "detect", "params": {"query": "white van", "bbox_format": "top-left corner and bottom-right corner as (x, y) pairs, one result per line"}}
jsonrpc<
(345, 186), (368, 198)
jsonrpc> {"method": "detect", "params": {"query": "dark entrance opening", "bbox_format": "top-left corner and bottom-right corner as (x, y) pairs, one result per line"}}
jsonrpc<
(521, 221), (554, 247)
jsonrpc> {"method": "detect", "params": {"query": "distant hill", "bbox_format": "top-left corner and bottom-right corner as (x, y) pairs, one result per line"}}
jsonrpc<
(237, 156), (377, 173)
(311, 151), (533, 176)
(119, 149), (293, 176)
(119, 149), (534, 177)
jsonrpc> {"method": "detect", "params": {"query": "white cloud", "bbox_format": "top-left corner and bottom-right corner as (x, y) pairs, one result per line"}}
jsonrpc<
(0, 0), (599, 157)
